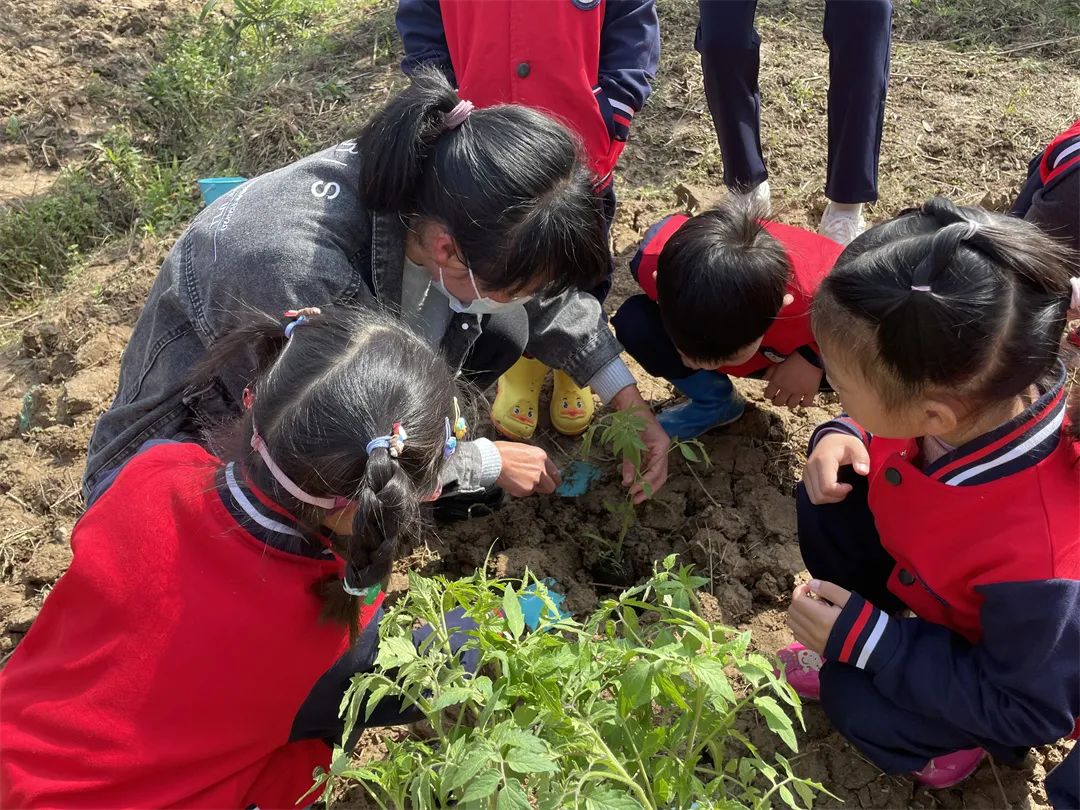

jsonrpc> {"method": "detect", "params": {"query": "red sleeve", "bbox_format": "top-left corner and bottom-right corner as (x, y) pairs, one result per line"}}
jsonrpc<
(1040, 118), (1080, 185)
(762, 221), (841, 355)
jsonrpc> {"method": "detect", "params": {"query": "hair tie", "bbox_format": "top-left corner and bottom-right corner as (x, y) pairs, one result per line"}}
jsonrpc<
(441, 100), (474, 131)
(283, 307), (322, 339)
(367, 423), (408, 458)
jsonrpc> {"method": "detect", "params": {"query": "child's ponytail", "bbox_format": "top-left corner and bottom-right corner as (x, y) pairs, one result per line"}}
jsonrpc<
(197, 307), (459, 637)
(816, 196), (1074, 406)
(357, 66), (462, 212)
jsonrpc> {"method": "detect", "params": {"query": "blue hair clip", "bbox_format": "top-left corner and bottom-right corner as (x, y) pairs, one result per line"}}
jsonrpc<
(284, 315), (307, 339)
(443, 417), (458, 459)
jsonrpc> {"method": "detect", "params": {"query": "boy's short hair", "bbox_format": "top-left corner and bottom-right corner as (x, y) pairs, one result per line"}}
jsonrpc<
(656, 202), (791, 362)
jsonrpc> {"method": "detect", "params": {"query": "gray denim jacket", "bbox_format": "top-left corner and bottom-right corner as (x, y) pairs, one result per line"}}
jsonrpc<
(83, 141), (630, 497)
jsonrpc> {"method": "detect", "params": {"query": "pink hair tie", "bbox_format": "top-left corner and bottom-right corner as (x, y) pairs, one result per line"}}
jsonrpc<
(1070, 277), (1080, 312)
(441, 100), (474, 131)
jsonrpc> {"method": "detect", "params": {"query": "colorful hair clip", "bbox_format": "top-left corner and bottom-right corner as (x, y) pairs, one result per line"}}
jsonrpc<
(452, 397), (468, 440)
(283, 306), (322, 339)
(443, 417), (457, 459)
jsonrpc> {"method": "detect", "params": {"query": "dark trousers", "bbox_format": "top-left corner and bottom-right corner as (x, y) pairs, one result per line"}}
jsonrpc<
(589, 182), (619, 304)
(696, 0), (892, 203)
(461, 306), (530, 391)
(612, 293), (696, 381)
(797, 475), (1029, 773)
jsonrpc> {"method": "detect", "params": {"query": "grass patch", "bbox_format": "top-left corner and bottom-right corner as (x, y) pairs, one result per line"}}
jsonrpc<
(0, 0), (356, 305)
(0, 134), (199, 301)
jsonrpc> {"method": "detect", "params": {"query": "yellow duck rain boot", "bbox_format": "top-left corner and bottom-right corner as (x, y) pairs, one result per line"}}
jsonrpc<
(550, 369), (595, 437)
(491, 356), (549, 440)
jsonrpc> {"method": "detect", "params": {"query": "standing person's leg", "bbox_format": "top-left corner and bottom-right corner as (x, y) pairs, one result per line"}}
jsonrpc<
(588, 182), (618, 304)
(819, 0), (892, 245)
(696, 0), (769, 203)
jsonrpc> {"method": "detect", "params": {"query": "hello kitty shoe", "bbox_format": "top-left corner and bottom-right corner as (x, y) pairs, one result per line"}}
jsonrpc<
(776, 642), (824, 700)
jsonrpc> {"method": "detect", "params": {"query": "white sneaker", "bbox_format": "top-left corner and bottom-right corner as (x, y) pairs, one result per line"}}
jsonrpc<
(818, 203), (867, 246)
(727, 180), (771, 217)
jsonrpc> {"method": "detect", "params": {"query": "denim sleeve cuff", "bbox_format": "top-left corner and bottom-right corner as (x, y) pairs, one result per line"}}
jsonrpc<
(473, 438), (503, 488)
(824, 593), (900, 673)
(588, 358), (637, 404)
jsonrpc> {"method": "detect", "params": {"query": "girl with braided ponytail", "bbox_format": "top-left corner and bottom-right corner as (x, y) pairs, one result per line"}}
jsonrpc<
(776, 198), (1079, 804)
(0, 307), (480, 809)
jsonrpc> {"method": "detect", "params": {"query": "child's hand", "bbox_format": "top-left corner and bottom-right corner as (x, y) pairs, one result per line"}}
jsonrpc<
(787, 580), (851, 655)
(803, 433), (869, 504)
(762, 353), (823, 408)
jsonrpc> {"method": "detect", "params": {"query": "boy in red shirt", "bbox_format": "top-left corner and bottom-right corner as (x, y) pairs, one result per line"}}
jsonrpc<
(397, 0), (659, 440)
(612, 203), (843, 438)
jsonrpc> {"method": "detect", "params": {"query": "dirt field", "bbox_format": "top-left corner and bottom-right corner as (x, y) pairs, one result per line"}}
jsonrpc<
(1, 0), (1077, 807)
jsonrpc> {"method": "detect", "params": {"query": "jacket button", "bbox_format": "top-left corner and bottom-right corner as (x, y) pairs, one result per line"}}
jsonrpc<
(898, 569), (915, 586)
(884, 467), (902, 486)
(516, 62), (531, 78)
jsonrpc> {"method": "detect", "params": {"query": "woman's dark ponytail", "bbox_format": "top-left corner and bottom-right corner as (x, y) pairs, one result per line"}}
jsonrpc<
(357, 67), (461, 212)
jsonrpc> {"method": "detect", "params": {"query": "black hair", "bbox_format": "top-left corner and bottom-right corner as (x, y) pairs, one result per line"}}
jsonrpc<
(197, 306), (459, 638)
(356, 66), (608, 296)
(655, 201), (790, 361)
(814, 196), (1074, 408)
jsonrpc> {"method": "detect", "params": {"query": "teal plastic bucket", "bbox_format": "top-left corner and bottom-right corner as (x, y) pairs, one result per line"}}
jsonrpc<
(197, 177), (247, 205)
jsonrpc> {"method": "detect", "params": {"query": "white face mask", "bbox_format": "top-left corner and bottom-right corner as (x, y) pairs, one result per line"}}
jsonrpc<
(434, 265), (532, 315)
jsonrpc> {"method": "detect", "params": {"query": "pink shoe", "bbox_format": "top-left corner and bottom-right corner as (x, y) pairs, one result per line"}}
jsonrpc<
(776, 642), (824, 700)
(912, 748), (986, 789)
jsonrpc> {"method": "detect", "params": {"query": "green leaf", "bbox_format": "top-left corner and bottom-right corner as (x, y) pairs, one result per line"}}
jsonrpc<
(692, 658), (737, 706)
(497, 779), (533, 810)
(618, 659), (654, 710)
(584, 785), (642, 810)
(794, 779), (817, 807)
(363, 682), (393, 720)
(377, 635), (418, 669)
(503, 583), (525, 639)
(199, 0), (221, 21)
(442, 749), (492, 794)
(779, 785), (798, 808)
(459, 769), (501, 803)
(753, 695), (798, 752)
(431, 686), (475, 712)
(678, 442), (700, 462)
(504, 747), (558, 775)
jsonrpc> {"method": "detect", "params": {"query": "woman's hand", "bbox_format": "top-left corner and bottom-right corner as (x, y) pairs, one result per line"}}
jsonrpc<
(495, 442), (561, 497)
(787, 580), (851, 655)
(762, 353), (823, 408)
(802, 433), (869, 504)
(611, 385), (670, 504)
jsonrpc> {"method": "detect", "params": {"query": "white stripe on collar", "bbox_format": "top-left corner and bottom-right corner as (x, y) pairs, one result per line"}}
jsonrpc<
(1053, 140), (1080, 170)
(225, 462), (305, 539)
(945, 403), (1065, 486)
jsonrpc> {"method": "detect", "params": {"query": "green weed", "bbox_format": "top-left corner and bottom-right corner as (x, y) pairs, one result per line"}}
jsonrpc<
(315, 562), (827, 809)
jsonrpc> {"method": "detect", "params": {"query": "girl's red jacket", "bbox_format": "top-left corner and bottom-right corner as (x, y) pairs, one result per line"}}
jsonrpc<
(0, 442), (385, 809)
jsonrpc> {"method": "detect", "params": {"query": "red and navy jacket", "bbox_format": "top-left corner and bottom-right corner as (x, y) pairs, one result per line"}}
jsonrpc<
(0, 442), (473, 809)
(396, 0), (660, 187)
(811, 367), (1080, 751)
(1011, 118), (1080, 254)
(631, 214), (844, 376)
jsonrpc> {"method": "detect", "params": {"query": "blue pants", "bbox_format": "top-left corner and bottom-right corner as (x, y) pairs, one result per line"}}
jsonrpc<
(797, 476), (1031, 773)
(696, 0), (892, 203)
